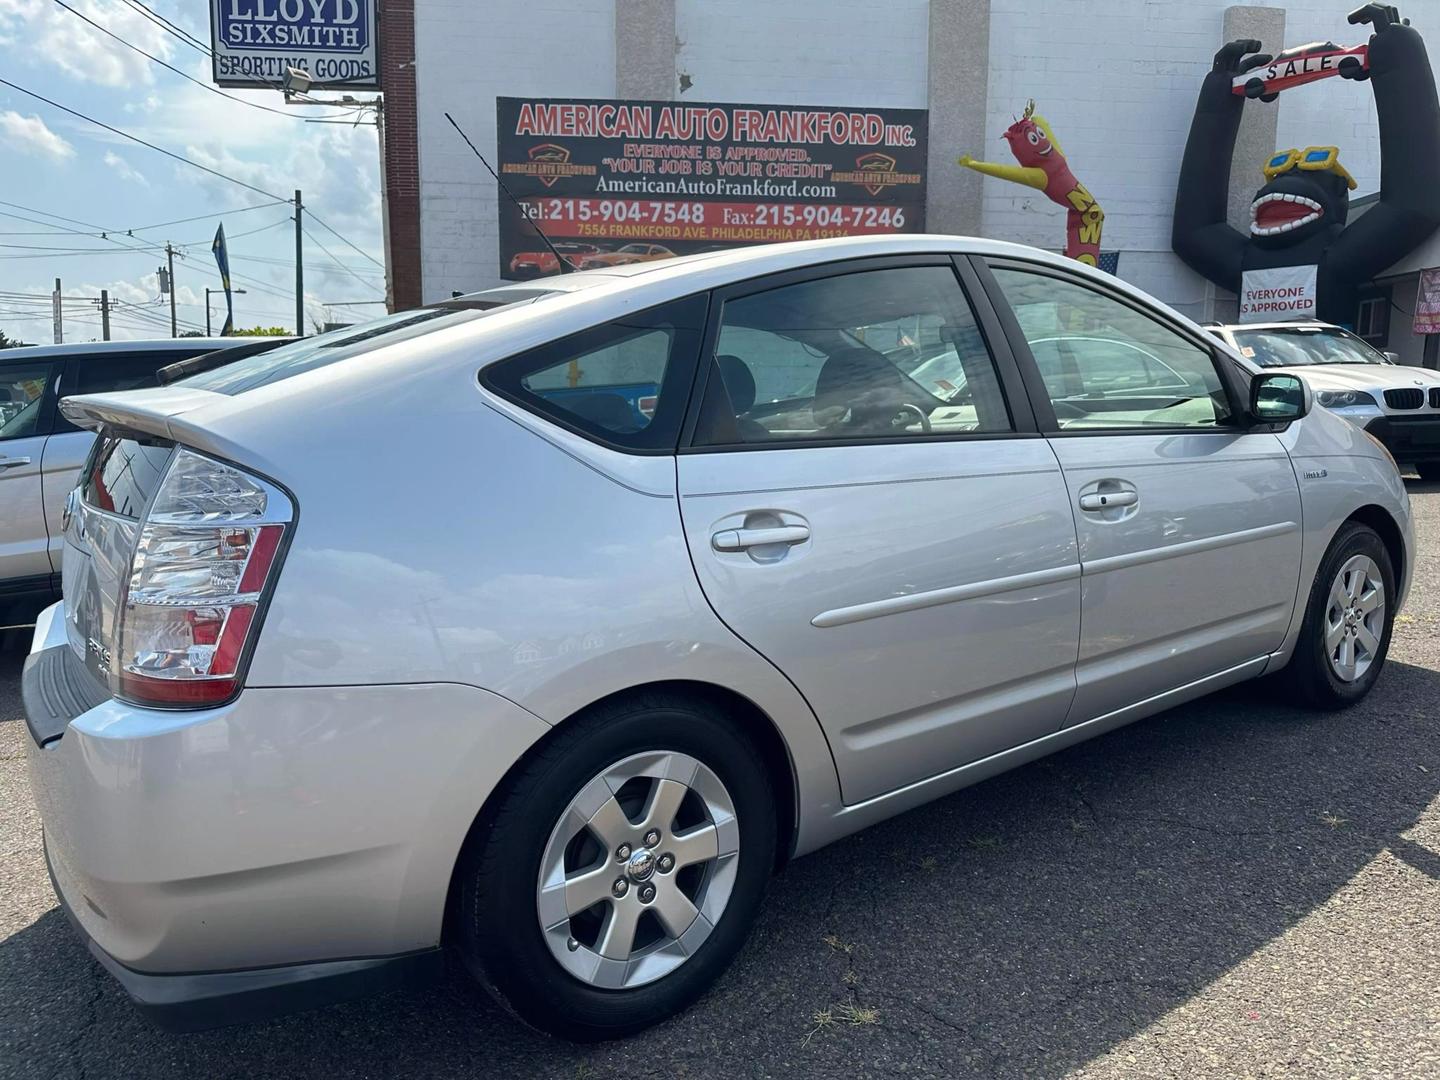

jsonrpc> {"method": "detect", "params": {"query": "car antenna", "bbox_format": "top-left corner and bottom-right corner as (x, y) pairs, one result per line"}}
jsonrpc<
(444, 111), (574, 273)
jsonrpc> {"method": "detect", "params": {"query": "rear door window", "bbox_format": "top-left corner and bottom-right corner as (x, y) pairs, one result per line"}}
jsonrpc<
(482, 294), (707, 452)
(0, 360), (59, 442)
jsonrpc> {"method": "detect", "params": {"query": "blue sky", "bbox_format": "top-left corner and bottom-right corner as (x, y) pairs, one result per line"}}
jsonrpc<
(0, 0), (385, 341)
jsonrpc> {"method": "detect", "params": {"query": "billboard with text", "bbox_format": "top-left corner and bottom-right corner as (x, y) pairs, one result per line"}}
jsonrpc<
(210, 0), (378, 90)
(496, 97), (928, 280)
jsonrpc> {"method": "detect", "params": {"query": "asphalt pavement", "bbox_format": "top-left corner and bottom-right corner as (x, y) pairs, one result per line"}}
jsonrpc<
(3, 480), (1440, 1079)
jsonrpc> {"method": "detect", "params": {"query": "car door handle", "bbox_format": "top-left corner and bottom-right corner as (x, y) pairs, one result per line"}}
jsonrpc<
(1079, 490), (1138, 512)
(0, 456), (31, 470)
(712, 524), (810, 552)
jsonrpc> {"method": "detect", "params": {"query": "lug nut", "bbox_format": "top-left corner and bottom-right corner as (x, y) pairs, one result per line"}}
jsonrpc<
(615, 843), (631, 862)
(612, 878), (628, 898)
(644, 830), (661, 847)
(639, 884), (656, 904)
(657, 853), (675, 874)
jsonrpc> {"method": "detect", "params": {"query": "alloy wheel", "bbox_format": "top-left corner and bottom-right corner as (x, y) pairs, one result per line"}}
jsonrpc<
(1324, 553), (1386, 683)
(536, 751), (739, 989)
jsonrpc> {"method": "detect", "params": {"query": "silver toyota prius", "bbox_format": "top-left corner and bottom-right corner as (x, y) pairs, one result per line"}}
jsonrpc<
(21, 235), (1413, 1039)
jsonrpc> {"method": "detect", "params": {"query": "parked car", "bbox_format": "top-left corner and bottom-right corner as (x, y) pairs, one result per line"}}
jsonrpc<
(24, 236), (1412, 1040)
(509, 242), (601, 279)
(0, 337), (287, 627)
(1208, 320), (1440, 478)
(575, 241), (677, 269)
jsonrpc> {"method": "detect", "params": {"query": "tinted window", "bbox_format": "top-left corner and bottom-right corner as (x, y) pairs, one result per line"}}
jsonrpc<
(483, 295), (707, 451)
(695, 265), (1012, 445)
(80, 436), (173, 517)
(991, 266), (1231, 430)
(72, 353), (176, 396)
(0, 361), (57, 441)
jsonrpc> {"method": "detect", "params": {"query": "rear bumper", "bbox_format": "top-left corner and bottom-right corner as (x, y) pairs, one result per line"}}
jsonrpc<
(23, 601), (552, 1026)
(1365, 415), (1440, 462)
(46, 844), (442, 1032)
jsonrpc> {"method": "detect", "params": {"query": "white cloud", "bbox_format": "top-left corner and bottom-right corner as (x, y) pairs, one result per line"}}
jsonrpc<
(103, 151), (148, 185)
(0, 0), (175, 88)
(0, 110), (75, 159)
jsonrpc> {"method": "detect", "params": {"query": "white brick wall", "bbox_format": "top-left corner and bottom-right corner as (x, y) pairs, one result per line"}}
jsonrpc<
(413, 0), (617, 301)
(674, 0), (930, 108)
(413, 0), (1428, 313)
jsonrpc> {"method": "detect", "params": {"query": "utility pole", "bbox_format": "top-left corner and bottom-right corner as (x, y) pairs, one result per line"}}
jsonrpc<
(100, 289), (111, 341)
(52, 277), (62, 344)
(166, 242), (177, 338)
(294, 189), (304, 336)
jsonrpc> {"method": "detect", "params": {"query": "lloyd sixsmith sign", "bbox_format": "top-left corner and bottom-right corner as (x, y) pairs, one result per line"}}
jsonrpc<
(209, 0), (379, 90)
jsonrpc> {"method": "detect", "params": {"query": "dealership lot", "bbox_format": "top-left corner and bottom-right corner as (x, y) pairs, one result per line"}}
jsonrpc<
(0, 478), (1437, 1079)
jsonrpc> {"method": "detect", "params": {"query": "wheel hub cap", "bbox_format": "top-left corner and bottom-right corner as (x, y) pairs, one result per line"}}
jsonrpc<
(626, 848), (656, 882)
(536, 750), (740, 990)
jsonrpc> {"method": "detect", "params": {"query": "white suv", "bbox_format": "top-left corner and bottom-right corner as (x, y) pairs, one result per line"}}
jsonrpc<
(1208, 321), (1440, 479)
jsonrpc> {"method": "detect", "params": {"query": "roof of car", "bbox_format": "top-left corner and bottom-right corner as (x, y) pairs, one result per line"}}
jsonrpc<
(4, 337), (251, 360)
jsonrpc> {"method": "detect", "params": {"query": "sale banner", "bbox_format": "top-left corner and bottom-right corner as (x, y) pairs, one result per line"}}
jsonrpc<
(495, 97), (928, 280)
(1416, 268), (1440, 335)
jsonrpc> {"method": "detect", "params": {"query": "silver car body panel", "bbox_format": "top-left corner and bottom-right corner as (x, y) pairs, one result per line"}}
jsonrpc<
(0, 432), (52, 582)
(677, 439), (1080, 805)
(26, 235), (1415, 982)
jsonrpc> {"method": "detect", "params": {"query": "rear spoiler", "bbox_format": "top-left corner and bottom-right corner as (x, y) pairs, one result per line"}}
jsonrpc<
(59, 388), (230, 442)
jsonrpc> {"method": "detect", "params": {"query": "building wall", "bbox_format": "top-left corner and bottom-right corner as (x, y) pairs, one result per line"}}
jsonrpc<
(409, 0), (1433, 316)
(673, 0), (930, 109)
(413, 0), (617, 302)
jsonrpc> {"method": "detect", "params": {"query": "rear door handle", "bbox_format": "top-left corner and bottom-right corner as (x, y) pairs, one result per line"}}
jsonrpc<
(712, 524), (810, 552)
(0, 456), (31, 470)
(1079, 490), (1138, 512)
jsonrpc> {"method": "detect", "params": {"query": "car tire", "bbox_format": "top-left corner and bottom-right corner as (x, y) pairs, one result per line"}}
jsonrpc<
(1276, 521), (1395, 710)
(1417, 461), (1440, 482)
(453, 691), (777, 1041)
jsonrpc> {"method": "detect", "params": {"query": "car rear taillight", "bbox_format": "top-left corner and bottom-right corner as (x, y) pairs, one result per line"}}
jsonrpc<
(115, 448), (293, 708)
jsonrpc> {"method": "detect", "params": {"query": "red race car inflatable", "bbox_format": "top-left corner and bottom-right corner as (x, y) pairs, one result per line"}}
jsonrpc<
(1233, 40), (1370, 100)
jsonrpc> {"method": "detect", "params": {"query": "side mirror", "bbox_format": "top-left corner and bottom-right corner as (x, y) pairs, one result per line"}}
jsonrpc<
(1384, 351), (1401, 364)
(1250, 371), (1310, 423)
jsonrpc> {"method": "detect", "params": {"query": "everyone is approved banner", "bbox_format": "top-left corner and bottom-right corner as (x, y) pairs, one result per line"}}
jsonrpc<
(495, 97), (928, 280)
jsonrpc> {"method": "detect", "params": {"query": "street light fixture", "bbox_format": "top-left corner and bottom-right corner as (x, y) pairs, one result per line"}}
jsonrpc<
(205, 287), (247, 336)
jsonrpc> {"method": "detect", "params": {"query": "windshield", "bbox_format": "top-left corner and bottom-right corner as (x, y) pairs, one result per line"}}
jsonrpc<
(1232, 327), (1389, 367)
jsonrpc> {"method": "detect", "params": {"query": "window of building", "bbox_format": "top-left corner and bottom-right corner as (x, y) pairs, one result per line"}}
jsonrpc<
(1355, 294), (1390, 345)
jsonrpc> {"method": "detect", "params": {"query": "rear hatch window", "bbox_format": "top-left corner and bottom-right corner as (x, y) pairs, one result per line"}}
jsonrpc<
(179, 290), (559, 396)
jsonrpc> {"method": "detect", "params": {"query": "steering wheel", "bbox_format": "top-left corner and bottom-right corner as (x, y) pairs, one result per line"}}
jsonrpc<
(893, 402), (932, 434)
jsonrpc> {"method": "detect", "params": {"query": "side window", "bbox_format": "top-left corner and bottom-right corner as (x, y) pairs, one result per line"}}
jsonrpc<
(0, 362), (58, 442)
(483, 295), (706, 451)
(990, 266), (1232, 430)
(72, 353), (172, 396)
(694, 265), (1013, 446)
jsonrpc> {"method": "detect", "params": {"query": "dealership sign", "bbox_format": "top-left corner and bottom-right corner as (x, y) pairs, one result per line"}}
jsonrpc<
(1239, 265), (1318, 323)
(495, 97), (929, 280)
(209, 0), (378, 90)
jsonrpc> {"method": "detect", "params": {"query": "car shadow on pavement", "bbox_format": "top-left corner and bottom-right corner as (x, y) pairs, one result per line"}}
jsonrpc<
(3, 662), (1439, 1080)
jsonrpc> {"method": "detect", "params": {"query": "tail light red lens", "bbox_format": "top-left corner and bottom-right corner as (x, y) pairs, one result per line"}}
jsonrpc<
(114, 448), (293, 708)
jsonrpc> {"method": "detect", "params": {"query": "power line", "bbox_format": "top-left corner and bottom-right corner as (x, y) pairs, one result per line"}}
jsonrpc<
(117, 0), (211, 56)
(304, 209), (384, 269)
(0, 77), (293, 203)
(301, 225), (384, 294)
(49, 0), (364, 121)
